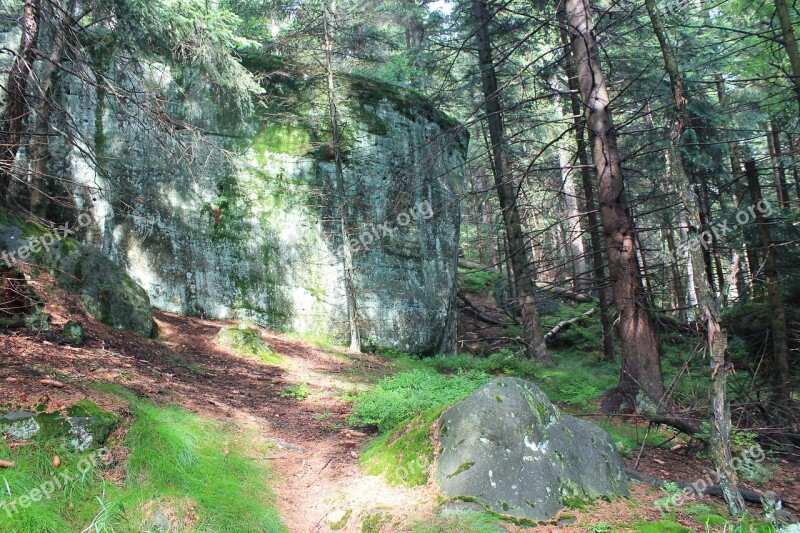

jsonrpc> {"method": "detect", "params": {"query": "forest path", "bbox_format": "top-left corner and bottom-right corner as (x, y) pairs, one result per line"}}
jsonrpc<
(143, 310), (435, 532)
(0, 299), (434, 532)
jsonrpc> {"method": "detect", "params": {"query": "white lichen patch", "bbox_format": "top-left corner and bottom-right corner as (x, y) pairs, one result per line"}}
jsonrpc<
(524, 437), (549, 453)
(4, 417), (40, 440)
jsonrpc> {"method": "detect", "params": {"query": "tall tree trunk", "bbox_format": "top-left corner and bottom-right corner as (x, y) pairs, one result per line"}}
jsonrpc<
(471, 171), (486, 265)
(29, 0), (74, 218)
(664, 219), (688, 323)
(788, 131), (800, 206)
(646, 0), (745, 512)
(323, 4), (361, 352)
(716, 76), (750, 298)
(773, 0), (800, 111)
(0, 0), (40, 203)
(552, 82), (589, 293)
(472, 0), (547, 361)
(766, 122), (790, 209)
(560, 27), (615, 361)
(745, 161), (790, 406)
(564, 0), (663, 406)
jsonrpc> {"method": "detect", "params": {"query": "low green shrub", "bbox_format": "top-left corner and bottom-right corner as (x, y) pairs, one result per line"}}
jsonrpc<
(458, 268), (500, 295)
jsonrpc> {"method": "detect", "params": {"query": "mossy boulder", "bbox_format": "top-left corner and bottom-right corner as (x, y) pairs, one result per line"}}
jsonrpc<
(0, 399), (117, 451)
(0, 213), (154, 336)
(62, 320), (85, 345)
(435, 377), (628, 521)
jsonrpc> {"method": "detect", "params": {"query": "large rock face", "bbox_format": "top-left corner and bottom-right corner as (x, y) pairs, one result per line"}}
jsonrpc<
(436, 377), (629, 521)
(0, 213), (154, 335)
(0, 15), (467, 352)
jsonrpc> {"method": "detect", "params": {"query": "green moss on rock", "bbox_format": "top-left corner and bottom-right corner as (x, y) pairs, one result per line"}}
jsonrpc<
(361, 405), (447, 487)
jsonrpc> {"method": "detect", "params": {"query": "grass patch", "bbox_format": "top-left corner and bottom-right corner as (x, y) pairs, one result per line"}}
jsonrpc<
(410, 509), (504, 533)
(598, 420), (677, 456)
(279, 382), (310, 400)
(0, 437), (117, 531)
(360, 406), (446, 486)
(349, 368), (487, 432)
(119, 397), (283, 531)
(1, 386), (284, 532)
(397, 348), (617, 412)
(630, 519), (693, 532)
(216, 325), (283, 365)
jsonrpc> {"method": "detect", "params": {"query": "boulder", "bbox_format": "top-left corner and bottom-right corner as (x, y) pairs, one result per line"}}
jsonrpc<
(435, 377), (628, 521)
(0, 213), (154, 336)
(62, 320), (85, 345)
(0, 399), (117, 451)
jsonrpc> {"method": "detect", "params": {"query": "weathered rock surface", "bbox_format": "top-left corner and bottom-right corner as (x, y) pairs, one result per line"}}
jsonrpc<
(1, 12), (467, 353)
(435, 377), (628, 521)
(0, 400), (117, 451)
(0, 214), (154, 335)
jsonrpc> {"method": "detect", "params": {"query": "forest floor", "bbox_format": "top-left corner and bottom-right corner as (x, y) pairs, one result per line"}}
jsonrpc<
(1, 280), (798, 531)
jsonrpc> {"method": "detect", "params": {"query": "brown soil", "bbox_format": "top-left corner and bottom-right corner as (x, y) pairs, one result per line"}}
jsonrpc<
(1, 279), (798, 532)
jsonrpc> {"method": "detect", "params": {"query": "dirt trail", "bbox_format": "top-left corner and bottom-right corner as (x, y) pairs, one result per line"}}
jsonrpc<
(150, 312), (435, 532)
(3, 282), (795, 532)
(0, 297), (434, 532)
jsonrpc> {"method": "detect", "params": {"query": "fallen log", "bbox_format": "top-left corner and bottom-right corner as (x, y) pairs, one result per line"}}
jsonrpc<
(544, 308), (596, 342)
(624, 467), (783, 507)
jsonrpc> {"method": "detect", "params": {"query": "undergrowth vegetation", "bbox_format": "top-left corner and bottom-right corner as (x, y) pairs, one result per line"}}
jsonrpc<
(216, 325), (283, 365)
(458, 268), (500, 295)
(0, 384), (284, 532)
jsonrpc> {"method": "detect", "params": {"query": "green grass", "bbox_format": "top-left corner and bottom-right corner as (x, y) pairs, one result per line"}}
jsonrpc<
(409, 510), (503, 533)
(279, 382), (309, 400)
(349, 368), (487, 432)
(630, 519), (693, 532)
(598, 420), (678, 457)
(1, 385), (284, 532)
(216, 325), (284, 365)
(0, 439), (116, 531)
(375, 346), (618, 412)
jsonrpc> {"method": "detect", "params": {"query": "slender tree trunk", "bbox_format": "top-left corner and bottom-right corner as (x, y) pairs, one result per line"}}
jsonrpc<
(0, 0), (40, 202)
(773, 0), (800, 110)
(646, 0), (745, 512)
(766, 122), (790, 209)
(664, 220), (688, 323)
(788, 131), (800, 206)
(323, 5), (360, 352)
(471, 171), (486, 264)
(716, 77), (750, 298)
(29, 0), (74, 218)
(560, 27), (615, 361)
(745, 161), (790, 406)
(564, 0), (663, 406)
(472, 0), (547, 361)
(552, 83), (589, 293)
(705, 299), (746, 515)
